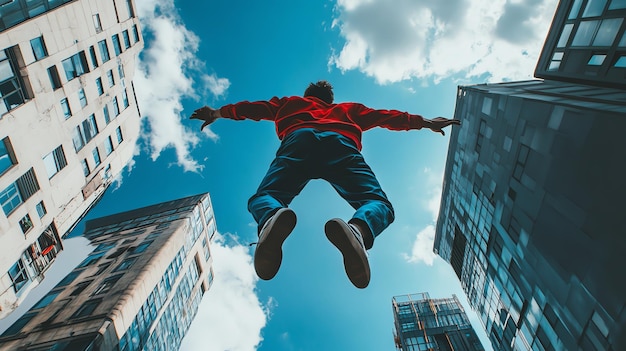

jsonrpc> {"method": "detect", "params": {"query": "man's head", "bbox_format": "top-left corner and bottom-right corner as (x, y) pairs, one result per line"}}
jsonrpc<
(304, 80), (334, 104)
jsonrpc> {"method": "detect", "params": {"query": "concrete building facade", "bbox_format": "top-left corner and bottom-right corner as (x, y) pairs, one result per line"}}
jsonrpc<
(0, 0), (143, 317)
(392, 293), (485, 351)
(0, 193), (217, 351)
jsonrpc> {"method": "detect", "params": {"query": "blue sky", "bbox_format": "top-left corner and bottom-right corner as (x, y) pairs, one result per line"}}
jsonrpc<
(4, 0), (561, 350)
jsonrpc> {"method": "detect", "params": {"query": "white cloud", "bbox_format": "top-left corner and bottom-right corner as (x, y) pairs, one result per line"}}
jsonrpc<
(330, 0), (558, 84)
(134, 0), (230, 172)
(180, 232), (270, 351)
(403, 225), (437, 265)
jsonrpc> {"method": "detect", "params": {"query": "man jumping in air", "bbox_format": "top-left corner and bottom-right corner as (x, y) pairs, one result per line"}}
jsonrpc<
(191, 81), (460, 288)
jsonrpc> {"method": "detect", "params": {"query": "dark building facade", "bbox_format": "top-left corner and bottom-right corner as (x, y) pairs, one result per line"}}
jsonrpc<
(0, 193), (217, 351)
(434, 80), (626, 350)
(392, 293), (484, 351)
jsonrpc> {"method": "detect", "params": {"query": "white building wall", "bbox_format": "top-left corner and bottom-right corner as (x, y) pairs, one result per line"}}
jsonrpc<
(0, 0), (143, 318)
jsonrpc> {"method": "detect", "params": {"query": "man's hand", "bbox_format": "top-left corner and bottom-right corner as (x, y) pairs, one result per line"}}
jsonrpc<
(427, 117), (461, 136)
(190, 106), (221, 131)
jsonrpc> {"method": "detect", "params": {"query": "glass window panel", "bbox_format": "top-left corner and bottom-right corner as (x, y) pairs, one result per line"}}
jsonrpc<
(1, 182), (22, 215)
(103, 104), (110, 124)
(593, 18), (623, 46)
(96, 77), (103, 95)
(105, 136), (113, 155)
(30, 36), (47, 60)
(572, 20), (600, 46)
(43, 151), (58, 178)
(36, 201), (46, 218)
(609, 0), (626, 9)
(620, 32), (626, 46)
(548, 61), (561, 71)
(0, 60), (15, 82)
(81, 158), (90, 176)
(583, 0), (608, 17)
(588, 54), (606, 65)
(98, 40), (110, 63)
(569, 0), (584, 18)
(0, 137), (16, 175)
(552, 52), (564, 60)
(615, 56), (626, 67)
(92, 147), (101, 166)
(61, 98), (71, 119)
(78, 88), (87, 107)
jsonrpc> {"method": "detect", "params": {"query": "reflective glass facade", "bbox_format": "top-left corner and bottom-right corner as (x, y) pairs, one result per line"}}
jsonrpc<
(392, 293), (484, 351)
(435, 80), (626, 350)
(0, 193), (217, 351)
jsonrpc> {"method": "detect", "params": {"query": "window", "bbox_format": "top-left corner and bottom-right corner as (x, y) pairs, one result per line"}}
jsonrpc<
(0, 137), (17, 175)
(19, 213), (33, 234)
(72, 115), (99, 151)
(116, 126), (123, 143)
(48, 65), (62, 90)
(8, 259), (28, 292)
(572, 20), (600, 46)
(122, 88), (129, 108)
(118, 64), (125, 80)
(129, 241), (152, 254)
(582, 0), (608, 17)
(103, 104), (110, 124)
(107, 69), (115, 87)
(72, 299), (101, 319)
(548, 51), (564, 71)
(593, 18), (623, 46)
(0, 48), (28, 114)
(609, 0), (626, 9)
(62, 52), (89, 81)
(104, 136), (113, 155)
(557, 23), (574, 47)
(112, 34), (122, 56)
(78, 251), (105, 268)
(615, 56), (626, 67)
(81, 158), (90, 176)
(96, 77), (103, 95)
(60, 98), (71, 119)
(132, 24), (140, 43)
(588, 54), (607, 65)
(98, 40), (110, 63)
(113, 97), (120, 116)
(43, 145), (67, 179)
(89, 45), (98, 68)
(122, 30), (131, 49)
(70, 280), (92, 296)
(126, 0), (136, 18)
(33, 291), (60, 309)
(92, 14), (102, 32)
(92, 147), (101, 166)
(92, 274), (123, 295)
(113, 256), (137, 272)
(78, 88), (87, 108)
(513, 144), (530, 181)
(475, 119), (486, 153)
(36, 201), (46, 218)
(0, 168), (39, 216)
(30, 36), (48, 61)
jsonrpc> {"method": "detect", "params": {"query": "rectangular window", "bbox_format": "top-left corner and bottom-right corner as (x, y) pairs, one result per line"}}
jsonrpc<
(588, 54), (607, 65)
(0, 48), (28, 114)
(72, 126), (85, 152)
(48, 65), (62, 90)
(62, 52), (89, 81)
(19, 213), (33, 234)
(92, 147), (101, 167)
(107, 69), (115, 87)
(609, 0), (626, 9)
(30, 36), (48, 61)
(475, 119), (486, 153)
(36, 201), (46, 218)
(89, 45), (98, 68)
(103, 104), (111, 124)
(116, 126), (123, 143)
(0, 136), (17, 176)
(104, 136), (113, 155)
(572, 20), (600, 46)
(98, 40), (110, 63)
(122, 30), (131, 49)
(78, 88), (87, 108)
(92, 14), (102, 33)
(133, 24), (140, 43)
(96, 77), (103, 95)
(615, 56), (626, 67)
(592, 18), (623, 46)
(60, 98), (71, 119)
(113, 256), (137, 272)
(126, 0), (136, 18)
(92, 274), (123, 295)
(8, 259), (28, 292)
(122, 89), (129, 108)
(513, 144), (530, 181)
(113, 97), (120, 116)
(43, 145), (67, 179)
(72, 299), (101, 319)
(81, 158), (90, 176)
(557, 23), (574, 47)
(112, 34), (122, 56)
(84, 114), (99, 142)
(582, 0), (608, 18)
(1, 168), (40, 215)
(1, 182), (21, 215)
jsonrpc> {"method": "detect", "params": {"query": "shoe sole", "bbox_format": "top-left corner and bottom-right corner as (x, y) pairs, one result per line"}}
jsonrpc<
(324, 219), (370, 289)
(254, 208), (297, 280)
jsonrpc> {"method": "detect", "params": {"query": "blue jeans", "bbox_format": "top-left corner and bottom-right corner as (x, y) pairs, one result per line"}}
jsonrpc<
(248, 128), (395, 244)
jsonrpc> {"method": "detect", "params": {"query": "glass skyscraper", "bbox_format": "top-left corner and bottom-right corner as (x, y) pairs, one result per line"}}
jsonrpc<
(392, 293), (485, 351)
(0, 193), (217, 351)
(435, 1), (626, 350)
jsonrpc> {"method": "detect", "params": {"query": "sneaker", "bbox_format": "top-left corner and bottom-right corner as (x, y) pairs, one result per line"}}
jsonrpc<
(324, 218), (371, 288)
(254, 208), (297, 280)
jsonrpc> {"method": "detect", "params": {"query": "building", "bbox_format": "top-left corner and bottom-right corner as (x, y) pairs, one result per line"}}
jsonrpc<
(0, 193), (217, 351)
(392, 293), (484, 351)
(0, 0), (143, 317)
(434, 1), (626, 350)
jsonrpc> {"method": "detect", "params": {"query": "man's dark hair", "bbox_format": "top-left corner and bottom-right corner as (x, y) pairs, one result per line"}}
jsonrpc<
(304, 80), (334, 104)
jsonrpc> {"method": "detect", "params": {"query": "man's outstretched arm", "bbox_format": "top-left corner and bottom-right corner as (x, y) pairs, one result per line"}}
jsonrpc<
(190, 106), (222, 131)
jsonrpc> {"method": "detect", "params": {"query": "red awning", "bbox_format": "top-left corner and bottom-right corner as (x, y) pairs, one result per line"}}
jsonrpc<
(41, 245), (55, 255)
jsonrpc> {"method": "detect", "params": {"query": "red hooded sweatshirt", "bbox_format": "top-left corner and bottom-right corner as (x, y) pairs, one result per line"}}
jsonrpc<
(219, 96), (427, 150)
